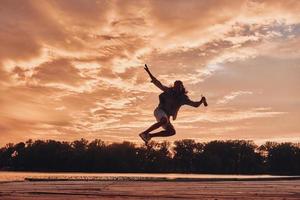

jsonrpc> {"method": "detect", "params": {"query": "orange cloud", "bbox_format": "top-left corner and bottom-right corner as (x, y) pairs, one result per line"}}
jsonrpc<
(0, 0), (299, 145)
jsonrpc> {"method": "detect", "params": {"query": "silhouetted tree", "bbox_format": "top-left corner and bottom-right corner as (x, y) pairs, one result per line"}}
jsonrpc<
(136, 141), (172, 172)
(0, 139), (299, 174)
(173, 139), (203, 172)
(102, 141), (139, 172)
(266, 142), (300, 175)
(86, 139), (106, 171)
(200, 140), (263, 174)
(0, 143), (15, 169)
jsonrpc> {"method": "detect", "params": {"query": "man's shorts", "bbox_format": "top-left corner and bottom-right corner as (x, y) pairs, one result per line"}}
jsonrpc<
(154, 107), (173, 130)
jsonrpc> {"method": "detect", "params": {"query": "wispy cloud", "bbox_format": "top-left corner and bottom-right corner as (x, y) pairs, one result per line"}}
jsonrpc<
(0, 0), (299, 145)
(217, 91), (253, 104)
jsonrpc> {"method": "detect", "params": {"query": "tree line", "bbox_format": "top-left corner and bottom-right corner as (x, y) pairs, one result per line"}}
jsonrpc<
(0, 139), (299, 175)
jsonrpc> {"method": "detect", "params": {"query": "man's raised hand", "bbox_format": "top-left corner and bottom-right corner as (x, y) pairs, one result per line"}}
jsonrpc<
(201, 95), (208, 107)
(144, 64), (152, 77)
(144, 64), (150, 73)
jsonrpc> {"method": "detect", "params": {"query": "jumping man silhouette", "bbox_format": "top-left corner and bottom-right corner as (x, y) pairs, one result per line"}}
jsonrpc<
(139, 64), (208, 144)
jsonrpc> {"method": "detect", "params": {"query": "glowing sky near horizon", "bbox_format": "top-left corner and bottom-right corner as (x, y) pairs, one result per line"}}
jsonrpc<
(0, 0), (299, 146)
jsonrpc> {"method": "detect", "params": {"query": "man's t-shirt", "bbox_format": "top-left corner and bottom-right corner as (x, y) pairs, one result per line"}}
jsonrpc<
(158, 88), (190, 120)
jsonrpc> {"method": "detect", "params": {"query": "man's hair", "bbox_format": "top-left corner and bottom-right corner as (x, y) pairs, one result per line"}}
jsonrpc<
(174, 80), (188, 94)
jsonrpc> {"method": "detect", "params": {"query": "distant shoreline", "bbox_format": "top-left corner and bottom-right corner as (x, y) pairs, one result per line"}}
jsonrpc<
(1, 171), (300, 183)
(24, 176), (300, 182)
(0, 169), (297, 176)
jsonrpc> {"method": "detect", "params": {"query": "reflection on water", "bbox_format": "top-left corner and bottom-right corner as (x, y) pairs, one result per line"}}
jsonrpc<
(0, 171), (297, 182)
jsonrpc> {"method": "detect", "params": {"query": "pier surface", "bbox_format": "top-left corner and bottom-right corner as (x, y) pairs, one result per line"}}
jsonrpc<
(0, 180), (300, 199)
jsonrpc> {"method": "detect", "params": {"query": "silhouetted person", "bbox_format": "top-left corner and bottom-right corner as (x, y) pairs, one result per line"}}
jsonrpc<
(139, 64), (208, 144)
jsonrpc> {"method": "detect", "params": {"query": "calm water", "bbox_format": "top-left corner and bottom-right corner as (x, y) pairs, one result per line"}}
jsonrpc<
(0, 171), (297, 182)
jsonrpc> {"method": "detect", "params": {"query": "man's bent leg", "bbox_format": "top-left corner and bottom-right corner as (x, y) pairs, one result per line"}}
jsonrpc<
(142, 117), (168, 135)
(149, 124), (176, 138)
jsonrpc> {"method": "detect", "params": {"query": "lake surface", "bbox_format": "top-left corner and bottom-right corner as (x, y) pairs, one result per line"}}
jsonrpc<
(0, 171), (298, 182)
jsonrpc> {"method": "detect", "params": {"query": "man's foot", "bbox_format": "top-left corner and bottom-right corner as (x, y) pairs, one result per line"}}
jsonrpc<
(139, 132), (150, 144)
(201, 96), (208, 107)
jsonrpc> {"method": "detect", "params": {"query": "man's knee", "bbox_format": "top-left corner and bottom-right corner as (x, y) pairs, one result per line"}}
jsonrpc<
(167, 128), (176, 136)
(159, 117), (168, 125)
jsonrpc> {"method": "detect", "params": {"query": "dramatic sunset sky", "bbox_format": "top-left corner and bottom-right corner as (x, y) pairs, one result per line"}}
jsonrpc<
(0, 0), (299, 146)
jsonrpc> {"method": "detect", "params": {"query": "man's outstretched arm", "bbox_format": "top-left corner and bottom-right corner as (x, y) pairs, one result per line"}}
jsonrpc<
(144, 64), (169, 91)
(184, 96), (208, 107)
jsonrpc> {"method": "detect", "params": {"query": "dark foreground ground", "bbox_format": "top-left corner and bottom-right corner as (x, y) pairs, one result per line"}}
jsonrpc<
(0, 180), (300, 200)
